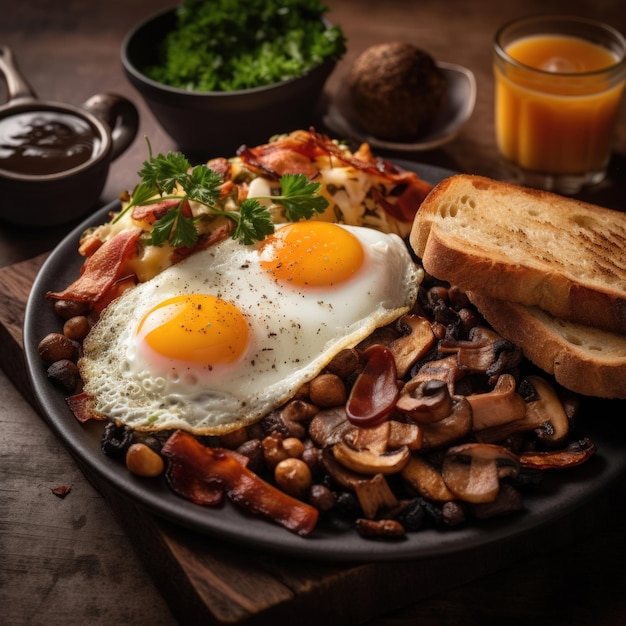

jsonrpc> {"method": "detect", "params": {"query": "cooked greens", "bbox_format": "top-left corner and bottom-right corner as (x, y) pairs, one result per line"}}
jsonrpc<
(145, 0), (346, 92)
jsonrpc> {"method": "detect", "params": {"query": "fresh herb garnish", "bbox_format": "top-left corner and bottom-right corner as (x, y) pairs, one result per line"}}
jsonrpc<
(149, 203), (199, 248)
(116, 141), (329, 247)
(272, 173), (330, 221)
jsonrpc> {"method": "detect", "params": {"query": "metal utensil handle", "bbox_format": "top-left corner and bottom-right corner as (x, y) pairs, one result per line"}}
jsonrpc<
(0, 46), (38, 103)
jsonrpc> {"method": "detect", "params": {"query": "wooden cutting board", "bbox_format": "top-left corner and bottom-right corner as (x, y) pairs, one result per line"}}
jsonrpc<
(0, 254), (620, 626)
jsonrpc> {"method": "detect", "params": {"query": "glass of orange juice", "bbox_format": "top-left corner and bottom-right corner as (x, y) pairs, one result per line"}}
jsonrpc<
(493, 15), (626, 194)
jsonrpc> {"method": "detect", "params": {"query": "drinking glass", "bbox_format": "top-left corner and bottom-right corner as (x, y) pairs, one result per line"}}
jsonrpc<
(493, 15), (626, 194)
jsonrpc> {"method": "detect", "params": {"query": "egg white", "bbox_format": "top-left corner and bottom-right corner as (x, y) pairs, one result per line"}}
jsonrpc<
(79, 224), (422, 435)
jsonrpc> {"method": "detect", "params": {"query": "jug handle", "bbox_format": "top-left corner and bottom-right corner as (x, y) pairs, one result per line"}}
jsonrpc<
(0, 46), (38, 103)
(83, 93), (140, 161)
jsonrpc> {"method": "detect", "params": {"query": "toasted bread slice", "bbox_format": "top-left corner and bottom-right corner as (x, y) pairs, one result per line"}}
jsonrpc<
(410, 174), (626, 334)
(467, 291), (626, 399)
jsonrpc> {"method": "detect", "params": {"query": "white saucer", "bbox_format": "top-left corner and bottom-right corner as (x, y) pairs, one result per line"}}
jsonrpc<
(323, 61), (477, 152)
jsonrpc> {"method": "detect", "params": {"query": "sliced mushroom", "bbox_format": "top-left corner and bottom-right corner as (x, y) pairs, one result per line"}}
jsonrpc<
(401, 455), (456, 502)
(473, 405), (546, 444)
(308, 407), (352, 447)
(442, 443), (520, 503)
(396, 379), (453, 423)
(418, 396), (473, 451)
(261, 398), (318, 439)
(332, 441), (410, 475)
(320, 447), (367, 491)
(388, 420), (422, 451)
(320, 449), (399, 519)
(439, 326), (522, 378)
(353, 473), (399, 519)
(524, 375), (571, 447)
(387, 314), (436, 378)
(467, 373), (527, 431)
(343, 421), (391, 454)
(408, 354), (464, 396)
(519, 437), (596, 470)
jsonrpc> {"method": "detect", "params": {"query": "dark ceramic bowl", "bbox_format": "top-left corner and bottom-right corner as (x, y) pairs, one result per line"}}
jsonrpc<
(121, 7), (338, 159)
(0, 47), (138, 228)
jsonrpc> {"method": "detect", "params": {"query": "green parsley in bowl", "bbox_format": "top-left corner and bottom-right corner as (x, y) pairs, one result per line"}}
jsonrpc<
(121, 0), (346, 158)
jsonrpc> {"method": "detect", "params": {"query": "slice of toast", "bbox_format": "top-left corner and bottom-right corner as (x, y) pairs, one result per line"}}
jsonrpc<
(467, 290), (626, 399)
(410, 174), (626, 334)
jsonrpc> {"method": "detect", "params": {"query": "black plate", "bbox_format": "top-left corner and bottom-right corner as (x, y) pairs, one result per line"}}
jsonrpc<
(23, 162), (626, 561)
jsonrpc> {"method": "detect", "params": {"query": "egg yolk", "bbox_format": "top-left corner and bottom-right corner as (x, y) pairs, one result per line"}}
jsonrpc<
(259, 222), (365, 288)
(137, 294), (249, 365)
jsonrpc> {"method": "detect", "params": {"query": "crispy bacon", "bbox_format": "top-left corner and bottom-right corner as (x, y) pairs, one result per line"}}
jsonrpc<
(46, 227), (141, 306)
(66, 392), (103, 423)
(207, 156), (231, 178)
(161, 430), (319, 536)
(91, 274), (137, 314)
(131, 198), (192, 224)
(166, 457), (225, 506)
(238, 129), (432, 222)
(166, 446), (251, 507)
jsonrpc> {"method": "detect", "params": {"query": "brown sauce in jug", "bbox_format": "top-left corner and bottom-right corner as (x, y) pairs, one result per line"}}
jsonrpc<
(0, 110), (101, 175)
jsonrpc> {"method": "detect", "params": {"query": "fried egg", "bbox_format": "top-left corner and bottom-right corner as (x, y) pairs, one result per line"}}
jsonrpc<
(79, 221), (422, 435)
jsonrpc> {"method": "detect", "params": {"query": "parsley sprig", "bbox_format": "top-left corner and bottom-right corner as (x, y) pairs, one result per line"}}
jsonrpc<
(115, 143), (329, 247)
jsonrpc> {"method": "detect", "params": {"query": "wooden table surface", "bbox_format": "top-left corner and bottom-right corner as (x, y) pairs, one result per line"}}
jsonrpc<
(2, 1), (626, 625)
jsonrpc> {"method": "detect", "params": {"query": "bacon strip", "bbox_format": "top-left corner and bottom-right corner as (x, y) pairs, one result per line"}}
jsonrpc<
(166, 457), (225, 506)
(66, 392), (103, 423)
(46, 227), (141, 305)
(131, 198), (192, 224)
(161, 430), (319, 536)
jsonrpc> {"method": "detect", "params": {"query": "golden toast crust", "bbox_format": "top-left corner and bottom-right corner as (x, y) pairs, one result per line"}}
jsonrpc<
(410, 174), (626, 334)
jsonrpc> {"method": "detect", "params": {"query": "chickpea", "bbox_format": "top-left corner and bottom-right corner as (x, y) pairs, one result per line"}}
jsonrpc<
(63, 315), (90, 341)
(125, 443), (165, 477)
(274, 458), (312, 499)
(282, 437), (305, 458)
(282, 399), (318, 423)
(38, 332), (75, 363)
(308, 373), (347, 407)
(261, 432), (289, 469)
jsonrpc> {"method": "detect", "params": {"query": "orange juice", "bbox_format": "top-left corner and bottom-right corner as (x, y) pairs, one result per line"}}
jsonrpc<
(494, 33), (625, 176)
